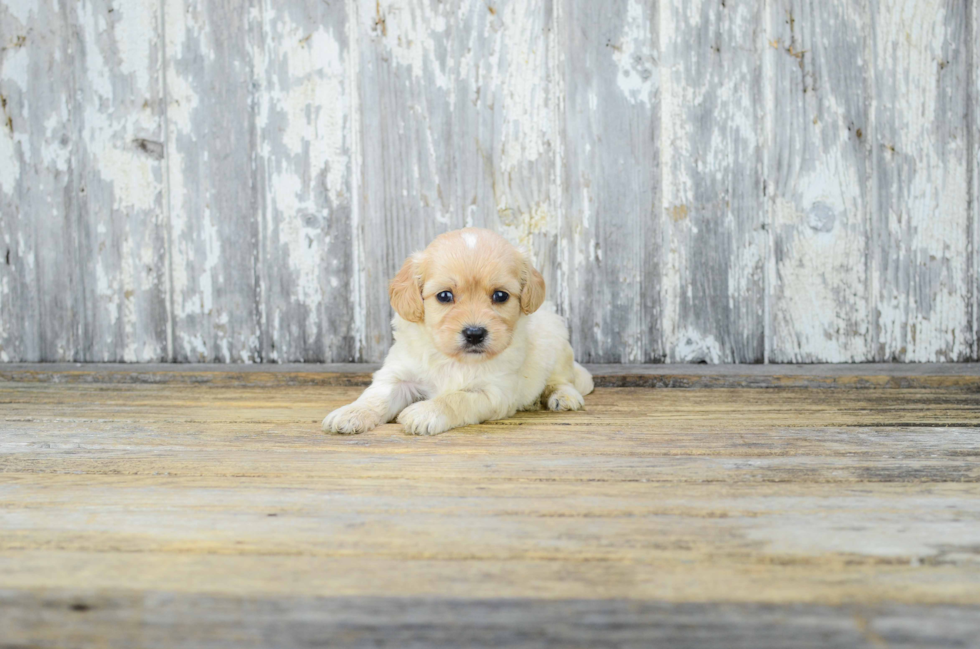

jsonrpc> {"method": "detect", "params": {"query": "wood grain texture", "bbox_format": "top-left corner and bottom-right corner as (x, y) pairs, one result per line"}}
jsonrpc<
(972, 0), (979, 363)
(164, 0), (262, 362)
(3, 0), (980, 364)
(254, 0), (356, 362)
(561, 0), (662, 363)
(0, 377), (979, 645)
(73, 0), (171, 362)
(660, 0), (767, 363)
(870, 0), (971, 362)
(3, 596), (980, 649)
(0, 0), (80, 361)
(766, 0), (872, 362)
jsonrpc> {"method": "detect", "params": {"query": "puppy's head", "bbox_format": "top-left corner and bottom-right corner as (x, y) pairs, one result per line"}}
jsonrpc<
(389, 228), (545, 361)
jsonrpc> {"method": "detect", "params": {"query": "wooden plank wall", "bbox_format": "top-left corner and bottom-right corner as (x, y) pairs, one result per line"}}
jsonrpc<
(0, 0), (977, 364)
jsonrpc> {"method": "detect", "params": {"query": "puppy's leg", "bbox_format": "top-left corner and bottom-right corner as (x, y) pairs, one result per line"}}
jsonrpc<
(541, 382), (585, 412)
(322, 378), (420, 435)
(539, 342), (588, 411)
(572, 361), (594, 396)
(398, 389), (511, 436)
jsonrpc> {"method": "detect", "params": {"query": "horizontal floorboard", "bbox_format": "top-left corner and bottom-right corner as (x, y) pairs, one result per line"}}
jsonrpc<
(3, 593), (980, 649)
(0, 373), (978, 646)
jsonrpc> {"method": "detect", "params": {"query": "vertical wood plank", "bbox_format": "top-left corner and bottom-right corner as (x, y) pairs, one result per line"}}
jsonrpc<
(560, 0), (662, 363)
(971, 0), (979, 361)
(766, 0), (872, 362)
(659, 0), (767, 363)
(254, 0), (355, 362)
(355, 0), (461, 361)
(0, 1), (39, 362)
(451, 0), (560, 303)
(164, 0), (262, 362)
(0, 0), (80, 361)
(72, 0), (170, 362)
(871, 0), (971, 361)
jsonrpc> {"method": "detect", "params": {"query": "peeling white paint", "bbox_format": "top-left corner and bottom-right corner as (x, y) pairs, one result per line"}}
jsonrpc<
(163, 73), (199, 133)
(495, 0), (552, 171)
(771, 193), (869, 362)
(3, 0), (977, 364)
(70, 0), (168, 362)
(468, 0), (558, 271)
(0, 272), (8, 357)
(0, 44), (31, 195)
(38, 110), (69, 172)
(112, 2), (157, 94)
(659, 0), (767, 363)
(91, 139), (159, 211)
(4, 0), (33, 25)
(181, 332), (208, 361)
(119, 232), (138, 362)
(672, 328), (722, 364)
(347, 0), (365, 360)
(1, 41), (30, 91)
(198, 215), (220, 317)
(613, 0), (657, 106)
(256, 6), (352, 357)
(273, 175), (324, 317)
(0, 118), (18, 195)
(873, 0), (971, 361)
(374, 0), (449, 89)
(163, 0), (207, 347)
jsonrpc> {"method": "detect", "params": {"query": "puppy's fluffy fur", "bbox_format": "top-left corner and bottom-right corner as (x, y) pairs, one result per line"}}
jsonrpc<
(322, 228), (593, 436)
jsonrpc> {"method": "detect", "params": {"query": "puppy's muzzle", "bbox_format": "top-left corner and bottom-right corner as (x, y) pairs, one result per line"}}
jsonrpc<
(462, 326), (488, 348)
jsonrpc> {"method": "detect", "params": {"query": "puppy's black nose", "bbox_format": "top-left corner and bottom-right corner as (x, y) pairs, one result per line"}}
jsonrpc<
(462, 326), (487, 345)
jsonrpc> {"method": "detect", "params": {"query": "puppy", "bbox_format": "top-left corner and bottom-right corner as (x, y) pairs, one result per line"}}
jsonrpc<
(322, 228), (594, 435)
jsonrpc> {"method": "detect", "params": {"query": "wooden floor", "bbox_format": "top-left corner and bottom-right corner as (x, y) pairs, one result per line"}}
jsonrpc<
(2, 366), (980, 648)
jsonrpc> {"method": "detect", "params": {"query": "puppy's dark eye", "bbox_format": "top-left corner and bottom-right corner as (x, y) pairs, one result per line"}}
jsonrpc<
(436, 291), (454, 304)
(492, 290), (509, 304)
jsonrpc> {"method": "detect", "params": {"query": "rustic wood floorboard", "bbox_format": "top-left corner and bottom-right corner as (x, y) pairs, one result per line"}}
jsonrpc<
(1, 376), (979, 647)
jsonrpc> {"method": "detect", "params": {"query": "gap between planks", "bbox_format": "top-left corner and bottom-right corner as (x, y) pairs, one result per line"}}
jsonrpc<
(0, 363), (979, 389)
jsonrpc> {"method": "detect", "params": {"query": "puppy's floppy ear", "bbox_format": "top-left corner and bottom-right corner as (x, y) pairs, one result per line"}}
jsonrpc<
(389, 253), (424, 322)
(519, 256), (546, 315)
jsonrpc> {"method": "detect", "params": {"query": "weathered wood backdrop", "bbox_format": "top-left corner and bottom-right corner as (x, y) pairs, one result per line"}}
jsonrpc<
(0, 0), (977, 363)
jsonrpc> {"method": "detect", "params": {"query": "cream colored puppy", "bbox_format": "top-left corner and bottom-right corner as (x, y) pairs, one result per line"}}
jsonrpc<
(322, 228), (593, 436)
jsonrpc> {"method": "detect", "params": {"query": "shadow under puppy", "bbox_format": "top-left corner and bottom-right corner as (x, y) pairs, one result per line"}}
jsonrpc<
(323, 228), (594, 435)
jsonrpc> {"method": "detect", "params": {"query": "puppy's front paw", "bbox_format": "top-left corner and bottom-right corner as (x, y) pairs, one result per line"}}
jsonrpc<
(397, 401), (452, 436)
(322, 404), (382, 435)
(546, 385), (584, 412)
